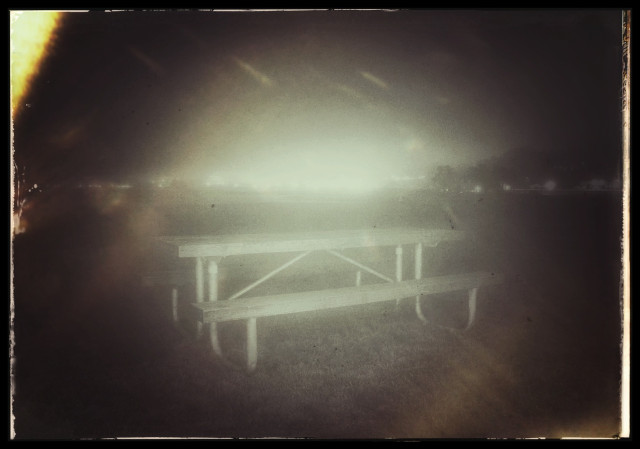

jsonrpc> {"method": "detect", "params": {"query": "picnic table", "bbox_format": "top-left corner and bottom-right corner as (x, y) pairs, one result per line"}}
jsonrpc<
(155, 227), (503, 371)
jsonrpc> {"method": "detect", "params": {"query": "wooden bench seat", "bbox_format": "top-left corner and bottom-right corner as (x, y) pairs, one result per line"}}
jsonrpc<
(192, 271), (502, 323)
(191, 271), (503, 371)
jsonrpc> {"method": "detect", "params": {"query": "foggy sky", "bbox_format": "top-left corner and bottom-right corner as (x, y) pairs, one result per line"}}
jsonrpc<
(12, 9), (624, 187)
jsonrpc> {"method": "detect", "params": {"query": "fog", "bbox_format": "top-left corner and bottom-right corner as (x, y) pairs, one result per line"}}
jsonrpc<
(10, 9), (627, 440)
(11, 182), (624, 438)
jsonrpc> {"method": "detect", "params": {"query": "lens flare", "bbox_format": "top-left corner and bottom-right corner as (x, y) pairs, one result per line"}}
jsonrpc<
(10, 11), (62, 236)
(10, 11), (62, 115)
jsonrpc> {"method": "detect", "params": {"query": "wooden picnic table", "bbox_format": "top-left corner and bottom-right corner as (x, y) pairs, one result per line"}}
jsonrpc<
(156, 227), (501, 371)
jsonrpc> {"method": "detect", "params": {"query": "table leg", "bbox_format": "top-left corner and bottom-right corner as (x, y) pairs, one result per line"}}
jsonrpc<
(395, 245), (403, 306)
(247, 317), (257, 372)
(465, 287), (478, 330)
(395, 245), (403, 282)
(414, 242), (428, 324)
(171, 288), (179, 326)
(195, 257), (204, 336)
(207, 259), (224, 357)
(208, 259), (218, 302)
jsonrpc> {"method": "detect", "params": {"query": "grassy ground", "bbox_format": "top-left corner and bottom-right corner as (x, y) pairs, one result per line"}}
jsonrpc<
(10, 187), (624, 439)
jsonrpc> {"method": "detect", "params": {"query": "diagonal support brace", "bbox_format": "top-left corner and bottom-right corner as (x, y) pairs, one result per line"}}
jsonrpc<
(227, 251), (312, 301)
(326, 249), (395, 284)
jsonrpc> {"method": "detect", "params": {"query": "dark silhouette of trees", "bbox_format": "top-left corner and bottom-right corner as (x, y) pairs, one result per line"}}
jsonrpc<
(430, 146), (619, 193)
(432, 165), (460, 192)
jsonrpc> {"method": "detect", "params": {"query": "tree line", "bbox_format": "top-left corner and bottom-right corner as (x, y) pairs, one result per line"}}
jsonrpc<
(431, 147), (622, 192)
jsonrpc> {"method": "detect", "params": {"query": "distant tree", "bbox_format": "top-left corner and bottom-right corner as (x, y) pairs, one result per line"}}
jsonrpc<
(460, 156), (510, 192)
(492, 146), (612, 189)
(432, 165), (460, 192)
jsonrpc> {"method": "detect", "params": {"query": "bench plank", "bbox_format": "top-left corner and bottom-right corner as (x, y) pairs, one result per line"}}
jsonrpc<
(192, 271), (503, 323)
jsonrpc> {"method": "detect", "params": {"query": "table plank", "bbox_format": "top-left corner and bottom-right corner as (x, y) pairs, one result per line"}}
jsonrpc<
(157, 228), (466, 258)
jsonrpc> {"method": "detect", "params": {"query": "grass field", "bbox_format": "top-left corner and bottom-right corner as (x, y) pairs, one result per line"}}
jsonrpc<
(10, 187), (624, 439)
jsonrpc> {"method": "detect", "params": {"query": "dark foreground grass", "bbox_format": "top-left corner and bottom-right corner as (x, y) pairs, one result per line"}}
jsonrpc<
(10, 188), (623, 439)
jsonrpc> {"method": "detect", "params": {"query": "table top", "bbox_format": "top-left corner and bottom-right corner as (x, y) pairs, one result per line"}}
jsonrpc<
(157, 227), (467, 258)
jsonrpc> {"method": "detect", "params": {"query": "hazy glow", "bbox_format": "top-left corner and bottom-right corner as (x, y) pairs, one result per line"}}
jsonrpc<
(222, 139), (395, 194)
(10, 11), (62, 114)
(334, 83), (364, 100)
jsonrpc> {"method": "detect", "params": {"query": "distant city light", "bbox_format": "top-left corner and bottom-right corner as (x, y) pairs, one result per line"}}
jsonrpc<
(205, 175), (228, 187)
(587, 178), (607, 190)
(544, 180), (557, 191)
(151, 178), (171, 188)
(216, 140), (396, 195)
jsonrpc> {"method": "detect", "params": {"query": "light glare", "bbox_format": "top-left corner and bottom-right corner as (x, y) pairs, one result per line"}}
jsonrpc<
(10, 11), (62, 114)
(230, 140), (393, 194)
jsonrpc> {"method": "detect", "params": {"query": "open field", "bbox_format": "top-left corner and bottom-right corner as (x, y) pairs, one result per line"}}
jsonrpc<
(10, 187), (624, 439)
